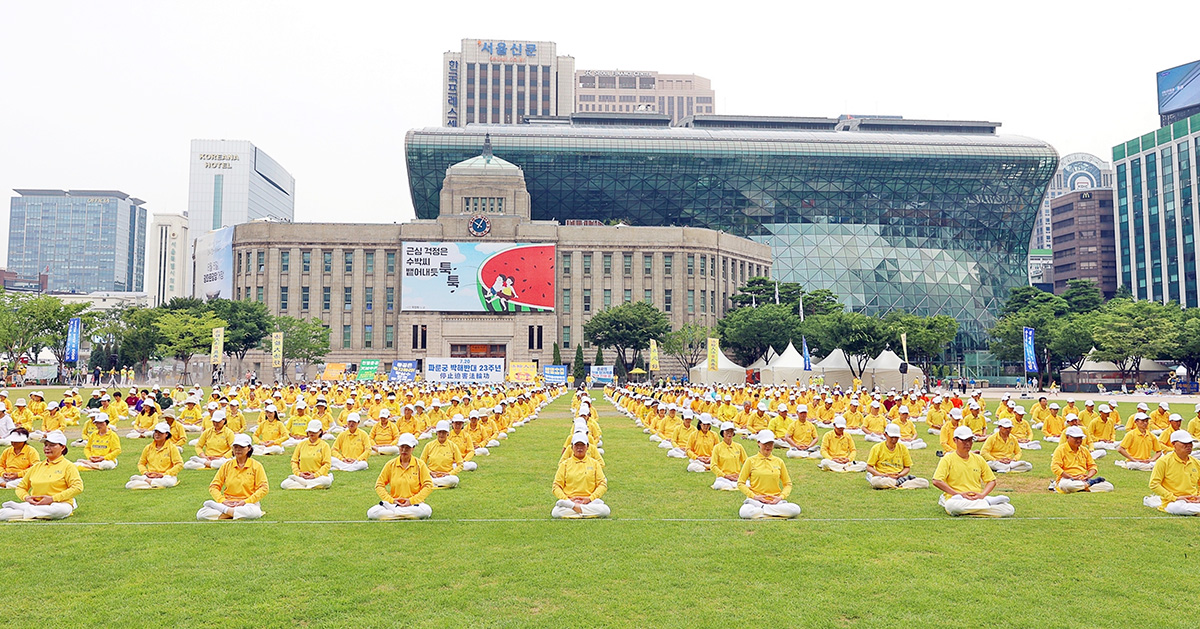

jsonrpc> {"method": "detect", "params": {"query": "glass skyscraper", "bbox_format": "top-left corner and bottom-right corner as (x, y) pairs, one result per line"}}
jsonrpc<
(8, 189), (147, 293)
(406, 116), (1058, 349)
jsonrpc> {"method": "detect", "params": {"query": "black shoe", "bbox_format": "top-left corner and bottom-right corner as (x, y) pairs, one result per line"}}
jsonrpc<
(935, 450), (944, 457)
(1088, 477), (1106, 486)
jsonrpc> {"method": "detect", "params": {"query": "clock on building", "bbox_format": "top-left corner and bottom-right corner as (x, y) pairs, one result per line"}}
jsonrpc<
(468, 215), (491, 237)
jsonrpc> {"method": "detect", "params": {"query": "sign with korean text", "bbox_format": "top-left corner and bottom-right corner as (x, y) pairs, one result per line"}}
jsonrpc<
(1023, 327), (1039, 372)
(321, 363), (346, 380)
(210, 327), (225, 365)
(357, 359), (381, 381)
(508, 360), (538, 383)
(401, 242), (555, 313)
(477, 40), (539, 61)
(590, 365), (614, 385)
(706, 337), (720, 371)
(389, 360), (419, 382)
(543, 365), (567, 384)
(445, 58), (459, 127)
(425, 357), (505, 384)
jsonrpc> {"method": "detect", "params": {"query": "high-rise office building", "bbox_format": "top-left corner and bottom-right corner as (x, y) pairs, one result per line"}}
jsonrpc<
(1112, 112), (1200, 305)
(575, 70), (715, 124)
(146, 213), (189, 306)
(1029, 152), (1113, 251)
(8, 189), (147, 293)
(1048, 190), (1117, 297)
(187, 139), (295, 238)
(442, 38), (575, 127)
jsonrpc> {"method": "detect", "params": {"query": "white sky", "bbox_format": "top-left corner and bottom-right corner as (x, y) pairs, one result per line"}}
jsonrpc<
(1, 0), (1196, 265)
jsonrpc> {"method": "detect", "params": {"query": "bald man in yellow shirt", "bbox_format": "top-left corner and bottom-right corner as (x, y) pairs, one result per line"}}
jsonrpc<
(1145, 430), (1200, 515)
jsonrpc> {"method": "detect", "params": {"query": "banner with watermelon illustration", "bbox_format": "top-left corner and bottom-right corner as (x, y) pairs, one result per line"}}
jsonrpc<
(401, 242), (555, 313)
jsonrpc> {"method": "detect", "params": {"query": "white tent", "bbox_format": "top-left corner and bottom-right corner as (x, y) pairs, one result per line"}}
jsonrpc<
(1079, 352), (1171, 376)
(747, 346), (779, 371)
(811, 349), (856, 389)
(866, 349), (924, 392)
(762, 342), (810, 385)
(689, 351), (746, 384)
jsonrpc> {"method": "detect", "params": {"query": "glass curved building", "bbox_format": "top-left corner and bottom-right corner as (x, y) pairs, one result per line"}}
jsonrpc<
(406, 116), (1058, 349)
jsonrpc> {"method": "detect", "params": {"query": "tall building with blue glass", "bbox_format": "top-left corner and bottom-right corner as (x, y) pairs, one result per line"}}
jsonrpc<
(1112, 112), (1200, 305)
(8, 189), (147, 293)
(405, 115), (1058, 349)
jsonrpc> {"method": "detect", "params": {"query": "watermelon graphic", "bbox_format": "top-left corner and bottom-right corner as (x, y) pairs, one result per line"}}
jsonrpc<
(477, 244), (555, 313)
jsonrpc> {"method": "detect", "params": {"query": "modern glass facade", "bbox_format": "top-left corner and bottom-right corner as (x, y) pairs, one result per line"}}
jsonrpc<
(1112, 112), (1200, 306)
(8, 189), (147, 293)
(406, 120), (1058, 349)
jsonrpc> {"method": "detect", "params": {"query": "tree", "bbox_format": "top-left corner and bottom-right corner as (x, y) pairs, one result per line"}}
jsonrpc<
(1173, 309), (1200, 380)
(552, 342), (562, 365)
(717, 303), (800, 366)
(33, 298), (93, 371)
(594, 347), (604, 366)
(805, 311), (889, 378)
(155, 311), (227, 384)
(582, 301), (670, 371)
(1061, 279), (1104, 314)
(572, 345), (586, 383)
(208, 299), (272, 366)
(263, 316), (331, 382)
(0, 291), (39, 365)
(1048, 314), (1097, 391)
(162, 296), (206, 313)
(1112, 284), (1133, 300)
(120, 307), (165, 377)
(729, 277), (842, 318)
(1092, 299), (1178, 384)
(881, 311), (958, 374)
(1000, 286), (1068, 318)
(661, 322), (713, 373)
(613, 357), (627, 382)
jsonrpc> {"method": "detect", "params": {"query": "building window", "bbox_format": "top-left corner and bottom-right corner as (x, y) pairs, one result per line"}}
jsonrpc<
(363, 324), (373, 349)
(386, 251), (396, 274)
(280, 286), (289, 311)
(302, 251), (312, 272)
(256, 287), (263, 303)
(688, 254), (695, 276)
(700, 290), (707, 313)
(623, 288), (631, 303)
(343, 325), (351, 349)
(412, 324), (427, 350)
(344, 252), (354, 273)
(257, 251), (265, 273)
(603, 253), (612, 276)
(301, 286), (310, 310)
(583, 253), (592, 275)
(462, 197), (505, 214)
(343, 287), (352, 310)
(562, 325), (571, 348)
(664, 289), (673, 312)
(385, 325), (394, 349)
(623, 253), (632, 276)
(644, 289), (653, 303)
(603, 289), (612, 309)
(562, 252), (572, 275)
(323, 252), (332, 273)
(688, 289), (695, 313)
(365, 252), (375, 274)
(236, 252), (242, 275)
(528, 325), (544, 350)
(365, 287), (374, 311)
(583, 289), (592, 312)
(664, 254), (673, 276)
(562, 289), (571, 313)
(386, 287), (395, 311)
(322, 287), (331, 311)
(644, 254), (652, 275)
(280, 252), (290, 273)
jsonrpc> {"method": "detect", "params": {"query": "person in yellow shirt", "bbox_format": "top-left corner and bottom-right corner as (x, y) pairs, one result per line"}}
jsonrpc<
(1145, 430), (1200, 515)
(893, 407), (927, 450)
(710, 422), (747, 491)
(740, 402), (771, 437)
(465, 411), (492, 457)
(331, 413), (372, 472)
(370, 409), (401, 456)
(818, 417), (867, 472)
(252, 406), (288, 456)
(196, 434), (267, 520)
(862, 402), (888, 442)
(736, 430), (802, 519)
(178, 398), (204, 433)
(1188, 404), (1200, 439)
(420, 421), (462, 489)
(1148, 402), (1172, 436)
(1007, 406), (1041, 451)
(685, 415), (718, 472)
(125, 402), (160, 439)
(932, 426), (1014, 517)
(125, 423), (183, 489)
(368, 433), (433, 520)
(865, 424), (929, 489)
(446, 415), (477, 472)
(1157, 414), (1186, 454)
(76, 415), (121, 470)
(1125, 402), (1151, 431)
(962, 401), (988, 441)
(1116, 413), (1164, 471)
(32, 402), (66, 441)
(224, 399), (246, 434)
(980, 419), (1032, 473)
(1051, 426), (1113, 493)
(184, 412), (235, 470)
(1086, 404), (1119, 451)
(783, 407), (820, 458)
(926, 396), (948, 435)
(10, 398), (35, 431)
(939, 410), (965, 453)
(767, 404), (794, 445)
(0, 431), (82, 520)
(667, 411), (698, 459)
(0, 429), (39, 488)
(552, 433), (610, 518)
(282, 420), (334, 489)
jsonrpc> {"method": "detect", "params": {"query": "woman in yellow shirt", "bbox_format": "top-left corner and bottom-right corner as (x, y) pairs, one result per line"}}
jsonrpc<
(0, 431), (82, 521)
(685, 415), (718, 473)
(737, 430), (802, 519)
(368, 433), (433, 520)
(196, 434), (268, 520)
(251, 406), (288, 456)
(125, 402), (160, 439)
(76, 415), (122, 470)
(711, 422), (748, 490)
(370, 410), (401, 456)
(31, 402), (65, 441)
(331, 413), (372, 472)
(551, 433), (610, 518)
(420, 421), (462, 489)
(0, 429), (39, 488)
(281, 420), (333, 489)
(125, 423), (184, 489)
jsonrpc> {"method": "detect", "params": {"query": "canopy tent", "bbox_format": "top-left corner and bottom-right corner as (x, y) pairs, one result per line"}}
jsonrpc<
(811, 349), (857, 389)
(746, 346), (779, 371)
(761, 342), (810, 385)
(866, 349), (924, 392)
(1078, 353), (1171, 375)
(689, 351), (747, 384)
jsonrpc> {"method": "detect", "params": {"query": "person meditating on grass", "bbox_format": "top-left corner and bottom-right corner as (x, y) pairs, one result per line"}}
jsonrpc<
(125, 423), (183, 490)
(75, 415), (121, 471)
(1050, 426), (1113, 493)
(368, 433), (433, 520)
(552, 433), (610, 519)
(818, 417), (867, 473)
(1009, 406), (1041, 450)
(0, 431), (82, 521)
(1116, 413), (1164, 471)
(281, 420), (333, 490)
(685, 414), (718, 473)
(1145, 430), (1200, 516)
(865, 424), (929, 489)
(736, 430), (801, 519)
(251, 405), (287, 456)
(711, 421), (747, 491)
(0, 429), (38, 489)
(421, 420), (462, 489)
(331, 413), (371, 472)
(196, 434), (267, 520)
(980, 419), (1033, 473)
(183, 411), (234, 470)
(931, 426), (1014, 517)
(370, 409), (401, 456)
(783, 406), (819, 459)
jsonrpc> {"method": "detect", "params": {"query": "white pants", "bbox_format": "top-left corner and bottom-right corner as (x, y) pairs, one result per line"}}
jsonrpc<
(927, 427), (943, 435)
(188, 438), (200, 447)
(1032, 422), (1044, 430)
(649, 434), (662, 442)
(666, 447), (686, 458)
(282, 437), (304, 447)
(125, 474), (179, 489)
(902, 439), (928, 450)
(846, 429), (864, 436)
(487, 440), (500, 448)
(0, 478), (20, 489)
(321, 433), (336, 441)
(864, 433), (884, 443)
(739, 498), (801, 519)
(125, 430), (153, 439)
(1044, 436), (1060, 443)
(474, 447), (489, 456)
(281, 474), (333, 490)
(786, 445), (820, 458)
(712, 476), (739, 491)
(551, 498), (610, 518)
(988, 460), (1033, 473)
(367, 501), (432, 520)
(0, 499), (75, 520)
(1091, 449), (1107, 460)
(431, 475), (459, 489)
(1151, 429), (1164, 437)
(463, 461), (478, 472)
(1093, 441), (1118, 450)
(1145, 495), (1200, 515)
(686, 459), (708, 473)
(867, 473), (929, 489)
(1018, 441), (1042, 450)
(374, 445), (400, 456)
(496, 432), (507, 440)
(184, 424), (202, 433)
(1056, 478), (1114, 493)
(252, 445), (285, 456)
(819, 459), (867, 473)
(940, 494), (1014, 517)
(330, 459), (368, 472)
(1116, 460), (1156, 471)
(196, 500), (263, 520)
(183, 457), (228, 470)
(75, 459), (118, 470)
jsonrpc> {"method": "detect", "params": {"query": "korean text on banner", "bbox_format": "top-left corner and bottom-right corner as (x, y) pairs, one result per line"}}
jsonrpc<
(425, 358), (505, 384)
(1022, 327), (1039, 372)
(508, 361), (538, 383)
(210, 327), (225, 365)
(389, 360), (419, 382)
(649, 339), (659, 371)
(401, 242), (555, 313)
(65, 317), (82, 363)
(543, 365), (567, 384)
(271, 332), (283, 368)
(590, 366), (614, 385)
(357, 359), (381, 381)
(706, 337), (720, 371)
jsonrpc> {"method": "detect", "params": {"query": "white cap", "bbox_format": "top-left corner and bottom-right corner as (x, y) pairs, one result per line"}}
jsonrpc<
(870, 401), (881, 408)
(968, 401), (980, 409)
(1195, 403), (1200, 413)
(92, 414), (109, 424)
(232, 434), (253, 448)
(681, 409), (695, 420)
(997, 418), (1013, 428)
(468, 410), (480, 419)
(1160, 401), (1171, 410)
(898, 405), (909, 414)
(1064, 426), (1086, 438)
(14, 398), (26, 406)
(776, 403), (788, 412)
(1134, 412), (1150, 421)
(794, 404), (807, 413)
(757, 402), (768, 411)
(46, 401), (59, 411)
(952, 426), (974, 440)
(306, 419), (323, 433)
(719, 421), (735, 432)
(1170, 430), (1195, 444)
(295, 401), (307, 410)
(1064, 413), (1079, 423)
(398, 433), (418, 448)
(154, 422), (171, 433)
(207, 402), (219, 410)
(9, 431), (28, 443)
(44, 430), (67, 446)
(435, 420), (451, 432)
(1137, 403), (1149, 410)
(933, 396), (943, 403)
(1085, 400), (1095, 406)
(1066, 398), (1075, 404)
(755, 430), (777, 444)
(698, 413), (713, 425)
(101, 395), (112, 401)
(229, 399), (240, 406)
(1014, 405), (1026, 415)
(833, 416), (846, 428)
(346, 412), (362, 423)
(1099, 404), (1111, 413)
(379, 409), (391, 418)
(1048, 403), (1060, 410)
(452, 414), (466, 423)
(849, 399), (859, 406)
(1170, 413), (1183, 423)
(571, 432), (589, 445)
(949, 409), (963, 419)
(211, 410), (227, 422)
(884, 424), (901, 437)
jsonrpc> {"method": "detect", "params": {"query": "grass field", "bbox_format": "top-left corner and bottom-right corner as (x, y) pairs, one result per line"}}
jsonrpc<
(2, 387), (1198, 627)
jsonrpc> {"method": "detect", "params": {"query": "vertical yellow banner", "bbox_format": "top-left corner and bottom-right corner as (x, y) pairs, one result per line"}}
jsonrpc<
(649, 339), (659, 371)
(271, 332), (283, 368)
(210, 327), (225, 365)
(706, 337), (720, 371)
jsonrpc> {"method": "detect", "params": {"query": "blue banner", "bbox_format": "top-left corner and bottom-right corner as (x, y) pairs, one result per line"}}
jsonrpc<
(389, 360), (419, 382)
(543, 365), (567, 384)
(65, 317), (82, 363)
(1022, 327), (1038, 372)
(801, 337), (811, 371)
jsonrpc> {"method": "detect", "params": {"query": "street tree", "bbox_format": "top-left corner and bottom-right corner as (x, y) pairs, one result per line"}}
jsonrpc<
(717, 303), (800, 366)
(582, 301), (670, 370)
(660, 322), (713, 373)
(155, 310), (227, 384)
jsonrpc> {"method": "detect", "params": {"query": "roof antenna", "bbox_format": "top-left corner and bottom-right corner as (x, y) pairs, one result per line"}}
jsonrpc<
(482, 133), (493, 159)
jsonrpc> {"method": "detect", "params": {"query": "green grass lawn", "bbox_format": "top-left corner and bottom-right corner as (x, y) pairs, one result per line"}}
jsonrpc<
(1, 387), (1198, 627)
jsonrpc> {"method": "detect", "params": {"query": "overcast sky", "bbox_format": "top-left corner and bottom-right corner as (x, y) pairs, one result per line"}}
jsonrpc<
(2, 1), (1196, 265)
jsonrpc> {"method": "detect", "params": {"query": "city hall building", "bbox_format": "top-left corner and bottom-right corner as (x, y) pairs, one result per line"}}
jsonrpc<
(231, 139), (771, 375)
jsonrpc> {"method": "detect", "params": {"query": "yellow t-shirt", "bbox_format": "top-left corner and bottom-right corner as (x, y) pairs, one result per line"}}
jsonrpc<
(933, 452), (995, 500)
(866, 442), (912, 475)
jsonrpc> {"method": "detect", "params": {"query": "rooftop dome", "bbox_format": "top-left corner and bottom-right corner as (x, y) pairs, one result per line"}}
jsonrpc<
(446, 134), (522, 176)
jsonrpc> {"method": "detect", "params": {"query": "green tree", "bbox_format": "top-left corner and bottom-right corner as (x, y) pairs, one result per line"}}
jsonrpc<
(263, 316), (331, 382)
(552, 342), (562, 365)
(1061, 279), (1105, 314)
(803, 311), (889, 378)
(120, 307), (165, 377)
(208, 299), (272, 366)
(1112, 284), (1133, 300)
(0, 291), (37, 364)
(613, 357), (627, 382)
(1000, 286), (1068, 317)
(1092, 299), (1178, 384)
(583, 301), (670, 370)
(594, 347), (604, 367)
(729, 277), (842, 318)
(661, 322), (713, 373)
(881, 311), (958, 374)
(717, 303), (800, 366)
(1172, 309), (1200, 380)
(34, 299), (93, 369)
(572, 344), (586, 384)
(1048, 313), (1097, 391)
(155, 310), (227, 384)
